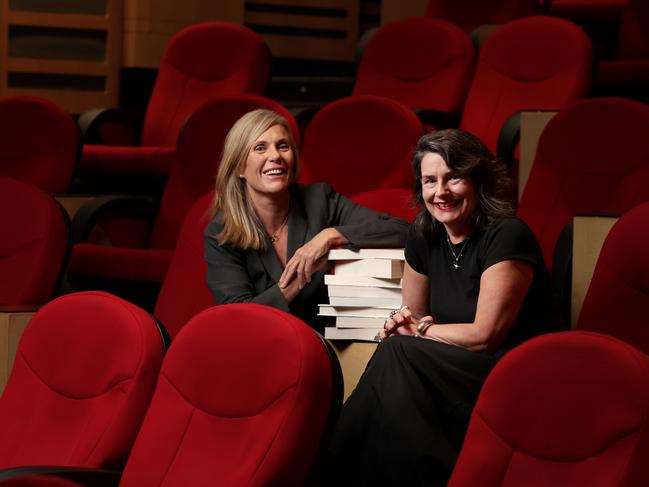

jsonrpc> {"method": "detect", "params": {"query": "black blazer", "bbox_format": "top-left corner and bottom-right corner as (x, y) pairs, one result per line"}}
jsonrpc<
(204, 183), (409, 331)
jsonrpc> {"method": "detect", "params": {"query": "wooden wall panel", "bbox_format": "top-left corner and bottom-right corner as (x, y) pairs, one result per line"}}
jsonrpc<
(244, 0), (359, 61)
(380, 0), (426, 24)
(0, 0), (121, 114)
(122, 0), (244, 68)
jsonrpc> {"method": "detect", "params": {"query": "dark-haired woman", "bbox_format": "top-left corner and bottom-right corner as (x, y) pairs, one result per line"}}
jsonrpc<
(328, 129), (552, 486)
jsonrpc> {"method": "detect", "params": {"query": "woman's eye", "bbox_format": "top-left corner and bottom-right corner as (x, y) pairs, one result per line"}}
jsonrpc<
(423, 178), (436, 185)
(449, 174), (462, 182)
(253, 144), (265, 152)
(278, 143), (290, 151)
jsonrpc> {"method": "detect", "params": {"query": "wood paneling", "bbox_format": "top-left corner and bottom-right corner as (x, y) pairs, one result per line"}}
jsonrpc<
(571, 216), (617, 327)
(0, 0), (122, 114)
(245, 0), (359, 61)
(0, 311), (33, 395)
(122, 0), (244, 68)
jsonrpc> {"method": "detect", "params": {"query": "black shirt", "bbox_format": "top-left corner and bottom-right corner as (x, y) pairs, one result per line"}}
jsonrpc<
(405, 217), (551, 351)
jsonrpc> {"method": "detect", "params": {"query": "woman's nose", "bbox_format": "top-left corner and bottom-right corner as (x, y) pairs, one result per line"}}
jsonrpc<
(267, 145), (280, 160)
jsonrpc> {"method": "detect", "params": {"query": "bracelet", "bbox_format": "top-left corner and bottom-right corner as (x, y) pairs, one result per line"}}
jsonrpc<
(416, 320), (434, 337)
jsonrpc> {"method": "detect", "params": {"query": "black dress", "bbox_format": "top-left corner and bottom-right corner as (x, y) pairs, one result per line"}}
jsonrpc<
(327, 218), (551, 486)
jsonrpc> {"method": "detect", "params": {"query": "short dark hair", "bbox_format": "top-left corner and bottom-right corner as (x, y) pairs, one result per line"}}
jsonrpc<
(411, 129), (515, 240)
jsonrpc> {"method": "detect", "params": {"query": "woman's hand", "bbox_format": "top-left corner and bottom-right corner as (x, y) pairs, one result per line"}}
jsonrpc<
(379, 306), (433, 340)
(279, 228), (345, 290)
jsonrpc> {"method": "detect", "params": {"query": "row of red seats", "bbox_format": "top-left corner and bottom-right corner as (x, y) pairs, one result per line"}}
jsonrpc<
(2, 278), (649, 485)
(0, 292), (340, 486)
(3, 93), (649, 324)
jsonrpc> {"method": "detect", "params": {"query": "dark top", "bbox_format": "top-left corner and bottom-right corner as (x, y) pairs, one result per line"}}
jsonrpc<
(204, 183), (410, 332)
(405, 217), (551, 352)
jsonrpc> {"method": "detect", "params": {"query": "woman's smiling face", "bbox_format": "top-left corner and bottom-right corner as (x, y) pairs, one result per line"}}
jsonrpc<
(420, 152), (477, 239)
(241, 124), (294, 200)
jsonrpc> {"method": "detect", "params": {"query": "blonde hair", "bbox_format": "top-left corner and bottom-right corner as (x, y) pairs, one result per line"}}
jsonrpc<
(210, 109), (299, 250)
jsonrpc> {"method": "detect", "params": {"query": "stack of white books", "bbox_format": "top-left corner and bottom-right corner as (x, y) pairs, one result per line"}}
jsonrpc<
(321, 248), (405, 342)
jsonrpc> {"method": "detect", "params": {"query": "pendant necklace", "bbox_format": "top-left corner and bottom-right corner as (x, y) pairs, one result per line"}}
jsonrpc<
(269, 213), (289, 243)
(446, 234), (470, 269)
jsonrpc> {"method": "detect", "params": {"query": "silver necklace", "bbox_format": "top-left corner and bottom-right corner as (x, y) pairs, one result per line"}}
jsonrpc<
(269, 213), (289, 243)
(445, 235), (470, 269)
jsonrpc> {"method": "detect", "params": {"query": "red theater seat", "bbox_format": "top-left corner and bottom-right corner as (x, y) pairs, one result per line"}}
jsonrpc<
(577, 202), (649, 354)
(354, 17), (474, 128)
(351, 188), (418, 223)
(459, 16), (592, 163)
(67, 96), (296, 302)
(517, 97), (649, 268)
(299, 95), (424, 197)
(0, 178), (69, 306)
(78, 22), (269, 183)
(0, 96), (79, 195)
(449, 331), (649, 486)
(0, 291), (166, 470)
(425, 0), (539, 33)
(117, 303), (342, 487)
(154, 191), (215, 339)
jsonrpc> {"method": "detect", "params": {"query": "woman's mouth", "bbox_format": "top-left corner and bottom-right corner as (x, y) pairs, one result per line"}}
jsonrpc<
(262, 168), (286, 176)
(434, 200), (461, 210)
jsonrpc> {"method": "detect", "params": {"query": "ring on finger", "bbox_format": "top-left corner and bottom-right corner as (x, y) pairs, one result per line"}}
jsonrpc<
(389, 309), (399, 319)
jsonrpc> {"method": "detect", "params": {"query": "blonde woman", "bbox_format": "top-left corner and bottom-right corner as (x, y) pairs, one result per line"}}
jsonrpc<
(204, 109), (408, 331)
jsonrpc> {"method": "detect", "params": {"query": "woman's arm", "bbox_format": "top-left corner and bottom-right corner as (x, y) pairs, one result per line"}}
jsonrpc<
(279, 184), (409, 289)
(384, 260), (533, 353)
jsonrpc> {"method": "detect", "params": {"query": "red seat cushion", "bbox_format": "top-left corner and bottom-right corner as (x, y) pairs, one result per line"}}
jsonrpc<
(449, 331), (649, 486)
(79, 22), (270, 175)
(0, 178), (68, 305)
(299, 95), (424, 197)
(154, 192), (215, 339)
(460, 16), (592, 154)
(0, 96), (78, 195)
(119, 303), (336, 487)
(577, 202), (649, 354)
(517, 97), (649, 267)
(351, 188), (418, 223)
(0, 291), (165, 470)
(354, 17), (474, 117)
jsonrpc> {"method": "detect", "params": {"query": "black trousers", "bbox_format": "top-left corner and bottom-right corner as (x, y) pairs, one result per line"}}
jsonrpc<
(327, 335), (499, 487)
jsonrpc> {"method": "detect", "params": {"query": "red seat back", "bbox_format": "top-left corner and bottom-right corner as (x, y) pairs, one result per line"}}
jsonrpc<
(577, 203), (649, 354)
(154, 191), (215, 339)
(0, 178), (68, 305)
(460, 16), (592, 154)
(449, 331), (649, 487)
(0, 291), (165, 470)
(354, 17), (474, 117)
(425, 0), (539, 33)
(0, 96), (79, 195)
(299, 95), (424, 197)
(518, 97), (649, 267)
(351, 188), (418, 223)
(120, 303), (339, 487)
(141, 22), (270, 148)
(150, 95), (297, 249)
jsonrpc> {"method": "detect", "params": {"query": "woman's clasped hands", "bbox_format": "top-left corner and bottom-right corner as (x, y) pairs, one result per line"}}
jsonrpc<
(379, 305), (434, 341)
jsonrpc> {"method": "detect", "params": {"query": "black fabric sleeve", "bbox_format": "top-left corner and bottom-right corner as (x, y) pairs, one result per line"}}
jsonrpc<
(203, 219), (291, 312)
(316, 184), (409, 249)
(481, 218), (540, 271)
(405, 226), (429, 275)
